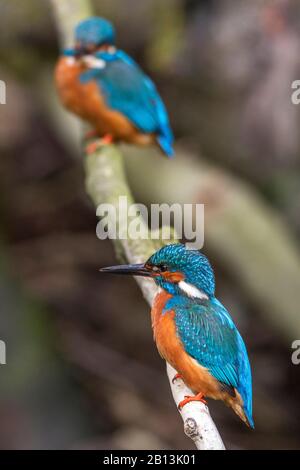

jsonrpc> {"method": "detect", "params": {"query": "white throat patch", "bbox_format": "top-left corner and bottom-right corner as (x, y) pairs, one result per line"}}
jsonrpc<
(66, 57), (76, 66)
(178, 281), (209, 300)
(82, 55), (106, 69)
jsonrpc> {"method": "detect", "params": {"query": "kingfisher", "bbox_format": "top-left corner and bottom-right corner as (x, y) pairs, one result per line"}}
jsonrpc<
(55, 16), (174, 157)
(100, 244), (254, 428)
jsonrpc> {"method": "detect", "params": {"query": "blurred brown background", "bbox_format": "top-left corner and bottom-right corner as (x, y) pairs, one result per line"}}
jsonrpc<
(0, 0), (300, 449)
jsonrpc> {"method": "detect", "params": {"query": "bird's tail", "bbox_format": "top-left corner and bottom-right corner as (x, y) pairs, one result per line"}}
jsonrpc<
(226, 387), (254, 429)
(157, 125), (174, 158)
(232, 402), (255, 429)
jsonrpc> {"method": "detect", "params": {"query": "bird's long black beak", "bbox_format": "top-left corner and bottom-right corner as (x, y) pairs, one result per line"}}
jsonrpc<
(99, 263), (153, 277)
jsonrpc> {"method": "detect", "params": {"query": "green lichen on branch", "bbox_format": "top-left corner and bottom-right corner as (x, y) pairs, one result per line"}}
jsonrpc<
(50, 0), (225, 449)
(84, 144), (173, 304)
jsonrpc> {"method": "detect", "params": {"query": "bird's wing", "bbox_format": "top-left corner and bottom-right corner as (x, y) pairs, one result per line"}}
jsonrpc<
(166, 295), (253, 427)
(117, 51), (173, 140)
(173, 297), (252, 401)
(86, 50), (174, 156)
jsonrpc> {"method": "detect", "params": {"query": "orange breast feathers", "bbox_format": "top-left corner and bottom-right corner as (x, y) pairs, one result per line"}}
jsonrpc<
(54, 56), (154, 145)
(55, 57), (86, 116)
(151, 291), (222, 398)
(151, 290), (249, 424)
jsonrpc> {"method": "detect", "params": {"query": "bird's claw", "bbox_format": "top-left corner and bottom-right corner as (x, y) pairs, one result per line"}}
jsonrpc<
(178, 393), (207, 410)
(85, 135), (113, 155)
(172, 373), (183, 384)
(85, 141), (101, 155)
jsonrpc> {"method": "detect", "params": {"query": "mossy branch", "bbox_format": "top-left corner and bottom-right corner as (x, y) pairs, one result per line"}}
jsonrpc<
(50, 0), (225, 450)
(84, 145), (225, 450)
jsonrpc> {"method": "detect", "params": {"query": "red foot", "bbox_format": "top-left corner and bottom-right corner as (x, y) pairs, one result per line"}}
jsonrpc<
(85, 134), (114, 155)
(178, 392), (207, 410)
(102, 134), (114, 145)
(172, 373), (183, 384)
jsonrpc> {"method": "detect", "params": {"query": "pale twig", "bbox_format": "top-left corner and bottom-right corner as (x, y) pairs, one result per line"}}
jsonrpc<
(50, 0), (225, 450)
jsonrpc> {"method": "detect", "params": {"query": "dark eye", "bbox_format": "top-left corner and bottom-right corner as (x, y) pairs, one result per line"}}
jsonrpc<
(159, 264), (168, 272)
(148, 264), (168, 273)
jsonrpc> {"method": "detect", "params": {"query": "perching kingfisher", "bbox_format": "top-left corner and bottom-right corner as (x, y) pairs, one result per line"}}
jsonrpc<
(55, 16), (174, 157)
(100, 244), (254, 428)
